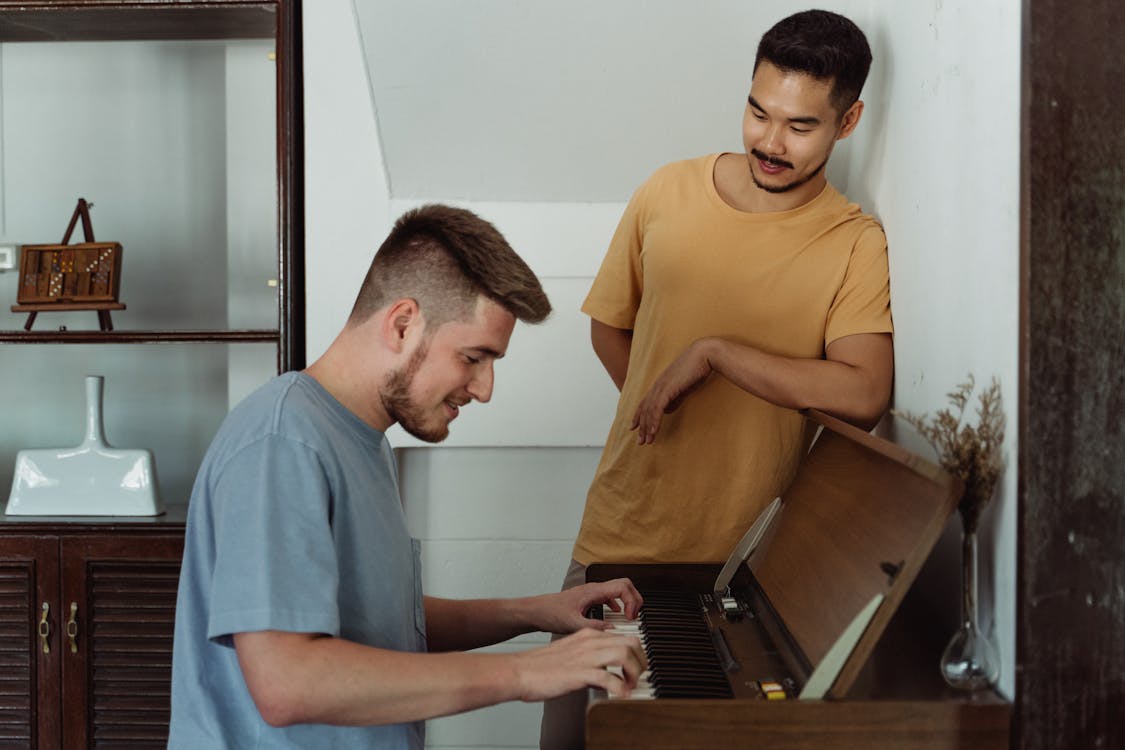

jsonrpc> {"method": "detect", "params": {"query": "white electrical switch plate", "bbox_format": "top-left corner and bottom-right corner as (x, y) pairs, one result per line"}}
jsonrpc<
(0, 244), (18, 271)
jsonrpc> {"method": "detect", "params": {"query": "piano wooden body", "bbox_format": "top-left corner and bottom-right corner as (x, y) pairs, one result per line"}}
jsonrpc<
(584, 410), (1011, 749)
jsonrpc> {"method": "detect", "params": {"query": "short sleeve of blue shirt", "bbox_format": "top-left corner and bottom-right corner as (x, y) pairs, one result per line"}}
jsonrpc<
(208, 434), (340, 643)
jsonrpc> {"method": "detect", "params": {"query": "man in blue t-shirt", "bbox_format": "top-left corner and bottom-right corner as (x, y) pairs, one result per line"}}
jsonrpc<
(169, 205), (646, 749)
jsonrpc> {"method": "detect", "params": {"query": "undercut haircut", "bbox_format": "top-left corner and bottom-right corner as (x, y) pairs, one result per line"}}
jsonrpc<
(349, 204), (551, 329)
(754, 9), (873, 114)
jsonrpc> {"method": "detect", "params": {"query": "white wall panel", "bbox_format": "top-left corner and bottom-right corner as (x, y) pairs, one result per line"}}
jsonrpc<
(388, 199), (627, 279)
(428, 699), (541, 749)
(870, 1), (1021, 698)
(419, 540), (575, 603)
(399, 447), (600, 539)
(303, 0), (392, 362)
(357, 0), (872, 203)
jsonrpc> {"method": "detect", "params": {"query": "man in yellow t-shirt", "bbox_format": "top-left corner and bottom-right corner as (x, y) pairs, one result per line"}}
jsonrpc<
(541, 10), (893, 749)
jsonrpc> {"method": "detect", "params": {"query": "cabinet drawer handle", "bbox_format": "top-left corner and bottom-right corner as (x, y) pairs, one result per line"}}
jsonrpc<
(38, 602), (50, 654)
(67, 602), (79, 654)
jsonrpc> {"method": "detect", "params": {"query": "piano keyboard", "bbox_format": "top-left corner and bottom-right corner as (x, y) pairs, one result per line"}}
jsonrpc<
(603, 590), (735, 699)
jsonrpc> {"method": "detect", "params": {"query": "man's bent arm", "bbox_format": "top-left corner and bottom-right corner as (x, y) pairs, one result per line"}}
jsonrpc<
(590, 319), (632, 391)
(425, 578), (643, 653)
(631, 332), (893, 443)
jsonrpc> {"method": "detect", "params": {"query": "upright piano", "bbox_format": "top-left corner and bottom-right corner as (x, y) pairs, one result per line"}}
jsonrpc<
(584, 409), (1011, 750)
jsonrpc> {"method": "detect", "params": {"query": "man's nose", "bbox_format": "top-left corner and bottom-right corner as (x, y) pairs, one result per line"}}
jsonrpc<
(760, 123), (786, 154)
(467, 364), (495, 403)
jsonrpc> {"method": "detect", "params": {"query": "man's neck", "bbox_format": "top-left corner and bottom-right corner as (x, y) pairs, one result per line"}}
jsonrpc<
(713, 153), (826, 213)
(304, 327), (395, 432)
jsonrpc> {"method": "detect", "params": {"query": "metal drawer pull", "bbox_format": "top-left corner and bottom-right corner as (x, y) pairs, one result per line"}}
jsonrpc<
(38, 602), (50, 654)
(67, 602), (79, 654)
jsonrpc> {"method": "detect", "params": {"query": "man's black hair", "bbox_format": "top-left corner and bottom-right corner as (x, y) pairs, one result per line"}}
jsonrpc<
(754, 9), (873, 113)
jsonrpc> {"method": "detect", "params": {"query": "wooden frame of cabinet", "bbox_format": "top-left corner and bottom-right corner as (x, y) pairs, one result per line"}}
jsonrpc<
(0, 0), (306, 373)
(0, 3), (302, 747)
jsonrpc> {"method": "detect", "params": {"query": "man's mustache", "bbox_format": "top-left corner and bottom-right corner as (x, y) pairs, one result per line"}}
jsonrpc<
(751, 149), (794, 170)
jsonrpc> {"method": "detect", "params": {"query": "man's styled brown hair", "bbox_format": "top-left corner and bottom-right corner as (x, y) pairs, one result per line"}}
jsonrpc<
(349, 204), (551, 327)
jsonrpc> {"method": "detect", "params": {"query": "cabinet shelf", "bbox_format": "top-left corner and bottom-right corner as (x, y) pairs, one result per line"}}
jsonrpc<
(0, 329), (281, 344)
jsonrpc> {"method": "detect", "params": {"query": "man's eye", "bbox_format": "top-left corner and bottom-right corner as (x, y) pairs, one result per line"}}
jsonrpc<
(791, 127), (811, 134)
(464, 355), (480, 365)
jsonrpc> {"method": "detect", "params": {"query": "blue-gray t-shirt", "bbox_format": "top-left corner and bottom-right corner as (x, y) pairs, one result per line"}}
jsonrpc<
(169, 372), (427, 749)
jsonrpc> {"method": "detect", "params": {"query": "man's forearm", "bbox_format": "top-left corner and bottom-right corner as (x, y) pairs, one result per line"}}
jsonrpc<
(703, 333), (893, 429)
(424, 595), (539, 653)
(424, 579), (644, 652)
(235, 631), (520, 727)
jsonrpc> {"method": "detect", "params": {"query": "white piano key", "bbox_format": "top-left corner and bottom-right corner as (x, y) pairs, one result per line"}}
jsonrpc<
(603, 605), (655, 700)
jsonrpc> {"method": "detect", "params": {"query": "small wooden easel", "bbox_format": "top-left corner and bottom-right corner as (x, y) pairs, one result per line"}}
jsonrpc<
(11, 198), (125, 332)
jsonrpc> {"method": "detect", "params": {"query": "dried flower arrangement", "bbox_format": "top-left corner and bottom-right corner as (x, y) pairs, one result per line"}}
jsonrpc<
(895, 374), (1006, 533)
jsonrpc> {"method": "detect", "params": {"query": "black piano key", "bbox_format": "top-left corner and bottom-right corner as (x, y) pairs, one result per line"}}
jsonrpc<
(616, 590), (738, 699)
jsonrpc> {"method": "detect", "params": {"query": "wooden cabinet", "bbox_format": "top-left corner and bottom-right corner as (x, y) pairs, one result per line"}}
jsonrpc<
(0, 513), (185, 749)
(0, 2), (303, 747)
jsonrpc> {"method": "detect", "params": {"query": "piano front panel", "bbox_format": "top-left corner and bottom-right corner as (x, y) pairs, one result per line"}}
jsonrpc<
(585, 698), (1012, 750)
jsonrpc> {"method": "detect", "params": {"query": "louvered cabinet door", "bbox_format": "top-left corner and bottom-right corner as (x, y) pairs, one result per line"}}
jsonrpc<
(0, 537), (60, 750)
(59, 536), (183, 750)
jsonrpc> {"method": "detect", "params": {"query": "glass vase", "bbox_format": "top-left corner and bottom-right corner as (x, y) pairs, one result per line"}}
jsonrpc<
(940, 528), (999, 690)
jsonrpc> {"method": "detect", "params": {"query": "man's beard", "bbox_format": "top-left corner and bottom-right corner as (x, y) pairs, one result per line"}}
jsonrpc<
(381, 340), (449, 443)
(749, 148), (828, 194)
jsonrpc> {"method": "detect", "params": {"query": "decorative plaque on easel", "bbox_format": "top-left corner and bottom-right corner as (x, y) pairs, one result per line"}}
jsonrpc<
(11, 198), (125, 332)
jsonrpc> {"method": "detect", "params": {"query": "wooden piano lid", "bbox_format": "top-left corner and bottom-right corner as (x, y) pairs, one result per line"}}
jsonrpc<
(747, 409), (962, 699)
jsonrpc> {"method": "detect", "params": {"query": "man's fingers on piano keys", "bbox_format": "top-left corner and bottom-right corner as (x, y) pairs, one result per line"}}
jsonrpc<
(587, 635), (647, 697)
(605, 664), (655, 699)
(588, 579), (643, 620)
(599, 665), (640, 698)
(516, 628), (646, 702)
(562, 580), (643, 629)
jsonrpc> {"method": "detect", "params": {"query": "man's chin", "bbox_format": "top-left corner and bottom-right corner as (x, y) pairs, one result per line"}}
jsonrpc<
(400, 421), (450, 444)
(751, 173), (798, 194)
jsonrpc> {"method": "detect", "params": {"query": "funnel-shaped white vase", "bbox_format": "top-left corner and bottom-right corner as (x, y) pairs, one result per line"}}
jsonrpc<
(6, 375), (164, 516)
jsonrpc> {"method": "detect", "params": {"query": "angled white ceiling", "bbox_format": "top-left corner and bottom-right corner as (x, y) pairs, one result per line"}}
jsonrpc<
(353, 0), (841, 203)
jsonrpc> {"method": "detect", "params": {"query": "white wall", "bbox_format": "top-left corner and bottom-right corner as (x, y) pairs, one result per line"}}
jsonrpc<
(303, 2), (1021, 747)
(868, 1), (1021, 699)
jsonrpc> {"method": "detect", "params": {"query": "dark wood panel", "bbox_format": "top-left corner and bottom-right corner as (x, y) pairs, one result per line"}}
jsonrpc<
(0, 2), (277, 42)
(276, 0), (304, 372)
(0, 538), (60, 750)
(0, 561), (35, 750)
(60, 536), (183, 750)
(1019, 1), (1125, 750)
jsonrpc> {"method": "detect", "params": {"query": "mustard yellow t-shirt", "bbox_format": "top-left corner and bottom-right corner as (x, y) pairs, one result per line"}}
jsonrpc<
(574, 153), (893, 564)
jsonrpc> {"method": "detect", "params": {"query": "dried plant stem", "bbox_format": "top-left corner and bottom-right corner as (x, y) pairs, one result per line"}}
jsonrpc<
(894, 375), (1006, 534)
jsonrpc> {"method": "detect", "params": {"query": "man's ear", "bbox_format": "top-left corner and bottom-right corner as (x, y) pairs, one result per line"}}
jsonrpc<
(381, 298), (424, 353)
(836, 99), (864, 141)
